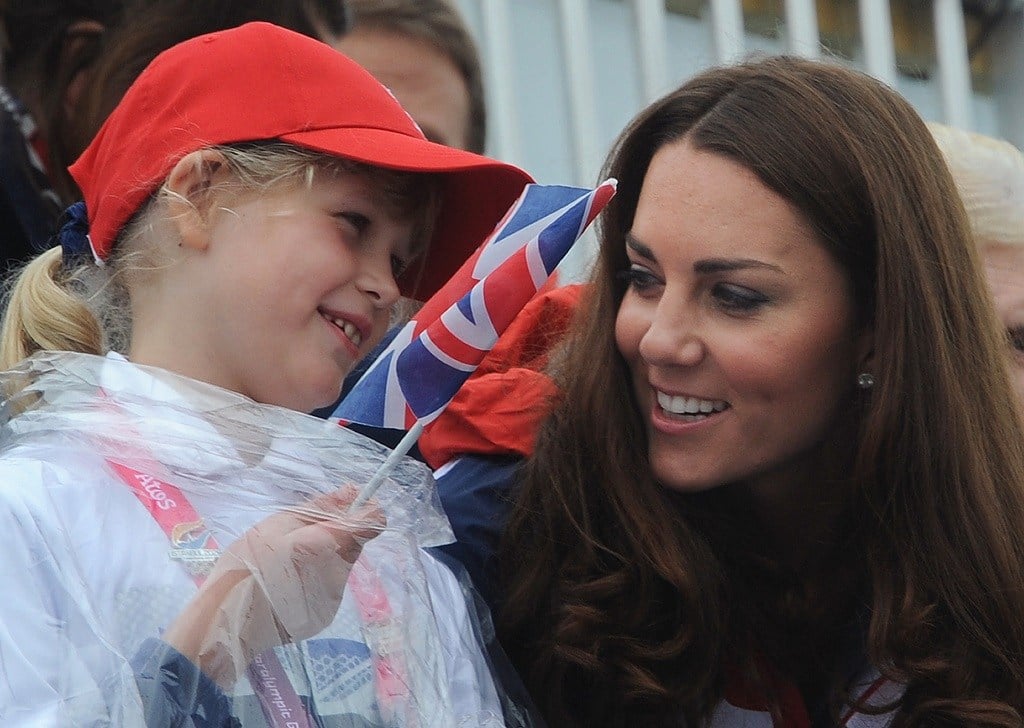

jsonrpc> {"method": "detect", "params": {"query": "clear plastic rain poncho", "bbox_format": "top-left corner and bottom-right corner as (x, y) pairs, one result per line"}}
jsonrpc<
(0, 351), (533, 727)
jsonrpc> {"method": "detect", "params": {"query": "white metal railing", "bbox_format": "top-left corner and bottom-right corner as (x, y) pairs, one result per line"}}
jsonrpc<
(933, 0), (975, 129)
(477, 0), (522, 168)
(461, 0), (1020, 189)
(630, 0), (669, 103)
(783, 0), (821, 57)
(557, 0), (603, 185)
(858, 0), (898, 87)
(708, 0), (746, 62)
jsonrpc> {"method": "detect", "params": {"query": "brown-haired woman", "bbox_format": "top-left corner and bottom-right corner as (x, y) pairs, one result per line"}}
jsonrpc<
(497, 55), (1024, 727)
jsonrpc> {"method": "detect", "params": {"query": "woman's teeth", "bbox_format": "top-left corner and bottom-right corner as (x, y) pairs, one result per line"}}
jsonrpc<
(656, 391), (729, 417)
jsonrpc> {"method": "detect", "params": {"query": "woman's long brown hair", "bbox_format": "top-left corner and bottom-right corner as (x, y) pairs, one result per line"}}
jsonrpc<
(498, 56), (1024, 727)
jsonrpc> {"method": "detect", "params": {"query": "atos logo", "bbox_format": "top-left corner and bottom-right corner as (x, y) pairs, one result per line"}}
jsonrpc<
(134, 473), (177, 510)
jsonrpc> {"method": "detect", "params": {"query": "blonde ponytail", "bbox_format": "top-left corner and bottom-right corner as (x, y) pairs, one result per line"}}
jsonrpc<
(0, 248), (104, 370)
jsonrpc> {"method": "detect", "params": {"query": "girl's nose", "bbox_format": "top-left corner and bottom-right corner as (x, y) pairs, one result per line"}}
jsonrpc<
(356, 251), (401, 310)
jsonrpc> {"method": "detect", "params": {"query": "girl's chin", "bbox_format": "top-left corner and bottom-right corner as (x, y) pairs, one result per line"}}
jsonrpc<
(282, 374), (346, 414)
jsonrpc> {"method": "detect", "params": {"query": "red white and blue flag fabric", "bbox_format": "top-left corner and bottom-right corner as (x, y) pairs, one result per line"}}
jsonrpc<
(711, 668), (902, 727)
(334, 180), (616, 430)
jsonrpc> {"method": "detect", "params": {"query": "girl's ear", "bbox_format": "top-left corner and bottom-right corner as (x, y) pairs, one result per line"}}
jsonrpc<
(164, 149), (231, 252)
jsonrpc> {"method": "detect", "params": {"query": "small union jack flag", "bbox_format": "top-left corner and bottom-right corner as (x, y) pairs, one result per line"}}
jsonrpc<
(334, 180), (616, 430)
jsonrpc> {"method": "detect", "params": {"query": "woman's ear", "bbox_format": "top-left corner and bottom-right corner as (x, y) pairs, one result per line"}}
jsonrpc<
(164, 149), (231, 252)
(855, 325), (875, 379)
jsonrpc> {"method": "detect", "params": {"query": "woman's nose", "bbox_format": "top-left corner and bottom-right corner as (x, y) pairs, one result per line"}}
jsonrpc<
(637, 303), (706, 368)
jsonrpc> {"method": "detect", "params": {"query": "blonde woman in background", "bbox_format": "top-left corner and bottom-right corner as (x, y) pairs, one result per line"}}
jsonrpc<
(930, 122), (1024, 399)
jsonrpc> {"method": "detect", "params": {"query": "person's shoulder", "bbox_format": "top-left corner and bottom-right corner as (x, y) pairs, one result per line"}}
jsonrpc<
(0, 448), (109, 512)
(0, 85), (64, 258)
(0, 456), (88, 561)
(0, 449), (154, 584)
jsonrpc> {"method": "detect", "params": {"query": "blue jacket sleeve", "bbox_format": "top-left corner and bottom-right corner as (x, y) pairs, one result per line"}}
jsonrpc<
(432, 454), (520, 611)
(131, 638), (238, 728)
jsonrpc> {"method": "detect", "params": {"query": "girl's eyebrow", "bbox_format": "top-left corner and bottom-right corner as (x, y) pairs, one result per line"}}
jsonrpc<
(625, 233), (783, 274)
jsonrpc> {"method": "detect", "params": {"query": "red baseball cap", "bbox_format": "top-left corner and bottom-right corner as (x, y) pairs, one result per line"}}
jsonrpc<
(68, 21), (533, 300)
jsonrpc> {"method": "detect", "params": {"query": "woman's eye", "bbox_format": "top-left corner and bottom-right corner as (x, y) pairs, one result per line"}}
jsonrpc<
(1007, 326), (1024, 354)
(712, 282), (769, 312)
(391, 254), (410, 278)
(618, 265), (661, 293)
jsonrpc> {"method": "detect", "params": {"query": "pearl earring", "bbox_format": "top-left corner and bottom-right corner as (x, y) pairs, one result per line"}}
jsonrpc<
(857, 372), (875, 389)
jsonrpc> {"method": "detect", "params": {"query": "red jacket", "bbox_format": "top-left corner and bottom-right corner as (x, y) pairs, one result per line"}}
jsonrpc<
(419, 283), (585, 469)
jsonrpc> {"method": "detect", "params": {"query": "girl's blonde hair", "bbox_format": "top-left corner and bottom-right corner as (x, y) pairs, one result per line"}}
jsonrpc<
(928, 122), (1024, 249)
(0, 142), (440, 370)
(0, 247), (106, 370)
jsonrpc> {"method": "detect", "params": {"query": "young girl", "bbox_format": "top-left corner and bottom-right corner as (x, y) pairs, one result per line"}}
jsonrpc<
(0, 22), (532, 726)
(496, 56), (1024, 726)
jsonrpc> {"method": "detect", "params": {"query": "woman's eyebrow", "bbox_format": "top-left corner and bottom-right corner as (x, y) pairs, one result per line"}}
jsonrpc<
(625, 232), (656, 261)
(693, 258), (784, 274)
(626, 233), (783, 275)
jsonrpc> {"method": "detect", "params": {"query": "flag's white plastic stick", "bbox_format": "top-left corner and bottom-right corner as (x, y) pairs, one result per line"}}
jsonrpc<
(351, 420), (425, 509)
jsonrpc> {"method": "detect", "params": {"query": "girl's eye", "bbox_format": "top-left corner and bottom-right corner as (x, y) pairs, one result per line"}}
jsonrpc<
(712, 282), (769, 312)
(335, 211), (370, 235)
(617, 265), (662, 293)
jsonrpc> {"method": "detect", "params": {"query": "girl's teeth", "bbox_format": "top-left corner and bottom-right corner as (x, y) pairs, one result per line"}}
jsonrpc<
(341, 321), (362, 346)
(324, 312), (362, 347)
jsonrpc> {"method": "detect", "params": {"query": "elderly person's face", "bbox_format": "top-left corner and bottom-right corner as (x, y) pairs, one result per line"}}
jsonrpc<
(982, 242), (1024, 402)
(927, 124), (1024, 406)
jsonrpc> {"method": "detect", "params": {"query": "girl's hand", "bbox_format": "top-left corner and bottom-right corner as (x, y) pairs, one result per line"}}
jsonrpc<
(162, 487), (384, 686)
